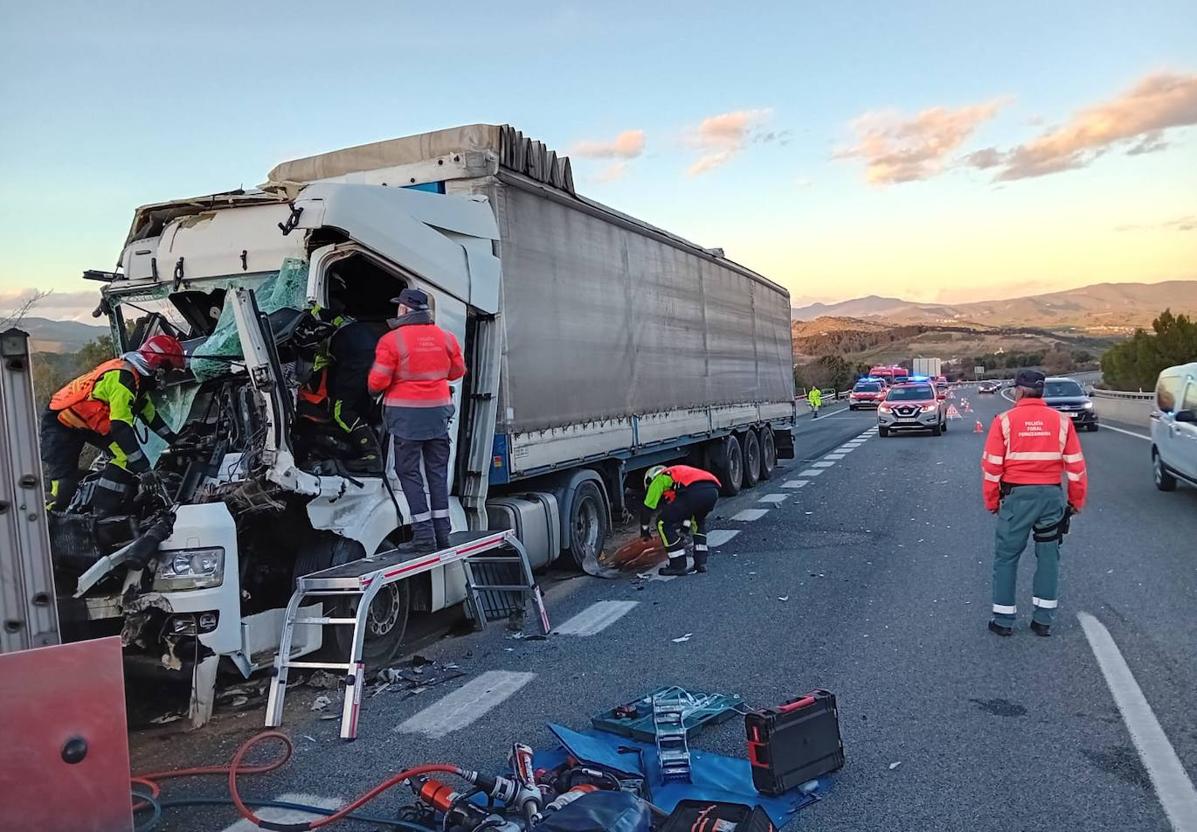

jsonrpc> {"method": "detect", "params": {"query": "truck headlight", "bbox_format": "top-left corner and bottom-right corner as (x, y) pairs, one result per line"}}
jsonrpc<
(153, 547), (225, 591)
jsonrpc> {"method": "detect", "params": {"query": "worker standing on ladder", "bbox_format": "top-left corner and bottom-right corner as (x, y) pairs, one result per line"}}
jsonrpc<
(368, 288), (465, 553)
(640, 464), (722, 576)
(40, 334), (185, 515)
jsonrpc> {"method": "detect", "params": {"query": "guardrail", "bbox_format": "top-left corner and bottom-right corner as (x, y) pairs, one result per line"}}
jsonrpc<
(1090, 388), (1156, 428)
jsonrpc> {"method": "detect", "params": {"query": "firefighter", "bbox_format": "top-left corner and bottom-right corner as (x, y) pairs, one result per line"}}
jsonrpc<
(807, 386), (822, 418)
(41, 334), (186, 515)
(298, 301), (382, 472)
(368, 288), (465, 552)
(640, 464), (722, 576)
(981, 369), (1087, 637)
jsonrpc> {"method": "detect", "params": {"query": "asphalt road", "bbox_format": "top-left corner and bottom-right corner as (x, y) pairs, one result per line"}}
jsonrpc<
(131, 389), (1197, 831)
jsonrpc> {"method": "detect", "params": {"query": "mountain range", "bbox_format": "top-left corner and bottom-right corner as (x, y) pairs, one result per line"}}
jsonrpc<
(791, 280), (1197, 334)
(15, 317), (110, 352)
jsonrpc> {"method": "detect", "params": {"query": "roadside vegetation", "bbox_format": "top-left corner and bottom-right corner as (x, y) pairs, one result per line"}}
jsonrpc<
(1100, 310), (1197, 391)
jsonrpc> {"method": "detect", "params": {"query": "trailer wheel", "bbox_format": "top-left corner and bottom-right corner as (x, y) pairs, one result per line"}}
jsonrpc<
(563, 480), (608, 571)
(711, 435), (743, 497)
(759, 427), (777, 480)
(742, 430), (762, 487)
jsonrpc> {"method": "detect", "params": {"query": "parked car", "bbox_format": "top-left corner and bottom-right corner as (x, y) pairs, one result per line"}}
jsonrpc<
(849, 380), (886, 410)
(978, 381), (1000, 394)
(878, 382), (947, 437)
(1043, 377), (1098, 432)
(1151, 362), (1197, 491)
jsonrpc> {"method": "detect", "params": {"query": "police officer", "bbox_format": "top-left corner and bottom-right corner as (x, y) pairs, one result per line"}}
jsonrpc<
(368, 288), (465, 552)
(807, 386), (822, 418)
(981, 369), (1087, 637)
(41, 334), (186, 515)
(640, 464), (722, 576)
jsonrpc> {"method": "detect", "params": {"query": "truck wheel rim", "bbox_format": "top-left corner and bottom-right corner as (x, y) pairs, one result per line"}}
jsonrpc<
(367, 585), (402, 638)
(573, 497), (600, 558)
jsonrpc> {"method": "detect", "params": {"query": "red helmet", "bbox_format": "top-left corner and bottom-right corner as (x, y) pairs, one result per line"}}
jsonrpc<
(138, 334), (186, 371)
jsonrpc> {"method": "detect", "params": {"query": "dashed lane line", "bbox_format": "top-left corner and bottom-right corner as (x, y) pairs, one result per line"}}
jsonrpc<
(706, 530), (740, 547)
(782, 480), (810, 489)
(554, 600), (640, 636)
(220, 794), (342, 831)
(1078, 612), (1197, 831)
(824, 453), (847, 460)
(731, 508), (769, 522)
(812, 461), (836, 468)
(397, 671), (536, 738)
(798, 469), (825, 477)
(759, 494), (788, 504)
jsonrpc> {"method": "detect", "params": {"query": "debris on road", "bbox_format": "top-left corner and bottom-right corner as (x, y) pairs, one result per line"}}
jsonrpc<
(367, 655), (467, 700)
(889, 761), (902, 770)
(310, 695), (333, 712)
(303, 670), (341, 690)
(672, 633), (693, 643)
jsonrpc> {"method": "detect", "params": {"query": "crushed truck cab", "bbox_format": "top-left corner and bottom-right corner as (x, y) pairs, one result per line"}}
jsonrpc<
(52, 125), (796, 726)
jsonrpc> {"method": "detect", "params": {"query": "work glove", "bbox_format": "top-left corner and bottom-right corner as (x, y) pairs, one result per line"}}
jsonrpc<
(640, 525), (651, 541)
(138, 470), (159, 492)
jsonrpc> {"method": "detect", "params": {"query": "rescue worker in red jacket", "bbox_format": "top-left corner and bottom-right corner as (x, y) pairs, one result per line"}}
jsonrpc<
(368, 288), (465, 553)
(640, 464), (722, 576)
(981, 369), (1087, 637)
(41, 334), (186, 515)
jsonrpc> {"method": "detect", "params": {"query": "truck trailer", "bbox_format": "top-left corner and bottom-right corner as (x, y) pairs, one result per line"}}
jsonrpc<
(52, 125), (796, 724)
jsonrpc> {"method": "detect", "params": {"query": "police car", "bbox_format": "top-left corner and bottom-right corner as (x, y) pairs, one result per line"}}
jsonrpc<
(877, 380), (947, 437)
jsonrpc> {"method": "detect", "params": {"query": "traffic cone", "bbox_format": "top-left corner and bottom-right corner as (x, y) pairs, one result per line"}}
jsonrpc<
(974, 420), (984, 433)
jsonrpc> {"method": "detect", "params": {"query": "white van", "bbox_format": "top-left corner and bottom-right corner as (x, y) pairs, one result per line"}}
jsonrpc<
(1151, 362), (1197, 491)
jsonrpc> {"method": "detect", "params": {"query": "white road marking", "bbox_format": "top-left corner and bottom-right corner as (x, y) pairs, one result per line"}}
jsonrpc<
(1101, 423), (1151, 441)
(834, 446), (855, 453)
(731, 508), (769, 522)
(220, 794), (341, 831)
(759, 493), (788, 504)
(397, 671), (536, 738)
(824, 453), (847, 460)
(706, 530), (740, 547)
(812, 461), (836, 468)
(648, 572), (678, 583)
(799, 468), (825, 477)
(555, 600), (639, 636)
(782, 479), (810, 489)
(1078, 612), (1197, 831)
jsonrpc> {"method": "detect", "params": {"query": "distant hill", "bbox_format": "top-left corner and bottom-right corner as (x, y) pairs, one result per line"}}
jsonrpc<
(792, 280), (1197, 334)
(16, 317), (109, 353)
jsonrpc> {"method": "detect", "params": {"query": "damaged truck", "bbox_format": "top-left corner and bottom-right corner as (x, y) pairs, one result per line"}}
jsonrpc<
(51, 125), (796, 724)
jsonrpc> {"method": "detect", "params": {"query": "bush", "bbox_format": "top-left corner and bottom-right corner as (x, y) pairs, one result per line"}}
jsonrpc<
(1101, 310), (1197, 391)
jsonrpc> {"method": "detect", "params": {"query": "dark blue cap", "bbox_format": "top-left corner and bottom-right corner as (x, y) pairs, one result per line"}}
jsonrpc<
(1014, 369), (1045, 390)
(391, 288), (429, 308)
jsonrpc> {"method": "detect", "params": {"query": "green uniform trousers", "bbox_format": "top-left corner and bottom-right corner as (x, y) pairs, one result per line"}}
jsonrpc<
(992, 484), (1066, 626)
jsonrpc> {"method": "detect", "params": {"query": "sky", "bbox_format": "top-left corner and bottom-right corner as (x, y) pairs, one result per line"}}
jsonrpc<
(0, 0), (1195, 320)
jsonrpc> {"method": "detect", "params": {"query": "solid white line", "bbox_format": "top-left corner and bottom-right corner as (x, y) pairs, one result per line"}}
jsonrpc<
(221, 794), (341, 831)
(781, 479), (810, 489)
(706, 530), (740, 547)
(1078, 612), (1197, 831)
(812, 461), (836, 468)
(555, 600), (639, 636)
(397, 671), (536, 738)
(731, 508), (769, 522)
(759, 493), (788, 504)
(1101, 423), (1151, 441)
(798, 468), (825, 477)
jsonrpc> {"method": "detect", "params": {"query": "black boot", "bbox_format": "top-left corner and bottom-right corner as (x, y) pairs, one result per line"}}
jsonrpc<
(658, 556), (692, 576)
(433, 518), (452, 550)
(692, 549), (708, 574)
(398, 522), (437, 555)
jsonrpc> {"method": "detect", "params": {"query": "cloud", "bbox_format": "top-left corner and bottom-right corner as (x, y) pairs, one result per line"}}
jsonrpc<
(1116, 215), (1196, 232)
(0, 288), (104, 322)
(836, 99), (1007, 184)
(969, 72), (1197, 181)
(569, 129), (646, 159)
(683, 108), (773, 175)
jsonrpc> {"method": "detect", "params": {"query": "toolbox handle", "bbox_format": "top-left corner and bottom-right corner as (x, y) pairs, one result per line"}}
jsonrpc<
(776, 695), (816, 713)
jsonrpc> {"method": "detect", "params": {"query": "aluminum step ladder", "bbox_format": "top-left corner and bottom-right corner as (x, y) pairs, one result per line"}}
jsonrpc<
(652, 689), (693, 783)
(265, 529), (549, 740)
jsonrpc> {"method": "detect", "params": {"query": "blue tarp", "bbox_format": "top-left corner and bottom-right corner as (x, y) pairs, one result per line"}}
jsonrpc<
(538, 723), (829, 827)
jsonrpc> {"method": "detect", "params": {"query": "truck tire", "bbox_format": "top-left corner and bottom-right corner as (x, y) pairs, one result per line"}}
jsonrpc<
(742, 430), (762, 487)
(563, 479), (608, 570)
(294, 536), (410, 666)
(1154, 451), (1178, 492)
(710, 435), (743, 497)
(759, 427), (776, 480)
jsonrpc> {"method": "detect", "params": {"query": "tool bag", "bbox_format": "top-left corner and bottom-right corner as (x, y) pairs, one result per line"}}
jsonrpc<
(745, 689), (844, 795)
(656, 800), (775, 832)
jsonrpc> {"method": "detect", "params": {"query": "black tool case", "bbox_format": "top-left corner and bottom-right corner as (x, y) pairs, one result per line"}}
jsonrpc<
(656, 799), (776, 832)
(745, 689), (844, 795)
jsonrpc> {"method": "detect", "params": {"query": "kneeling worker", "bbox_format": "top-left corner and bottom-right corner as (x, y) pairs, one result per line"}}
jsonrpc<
(41, 334), (185, 514)
(640, 464), (722, 576)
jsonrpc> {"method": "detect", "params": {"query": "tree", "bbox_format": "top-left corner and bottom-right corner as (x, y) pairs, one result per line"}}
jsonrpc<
(1101, 309), (1197, 390)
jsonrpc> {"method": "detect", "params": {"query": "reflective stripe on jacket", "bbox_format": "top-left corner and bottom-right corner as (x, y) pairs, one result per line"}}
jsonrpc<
(980, 398), (1087, 511)
(49, 359), (139, 435)
(367, 322), (465, 407)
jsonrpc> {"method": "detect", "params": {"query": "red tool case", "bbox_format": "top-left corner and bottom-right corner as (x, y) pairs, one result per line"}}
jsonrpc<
(745, 689), (844, 795)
